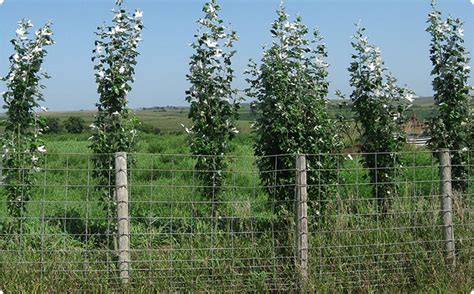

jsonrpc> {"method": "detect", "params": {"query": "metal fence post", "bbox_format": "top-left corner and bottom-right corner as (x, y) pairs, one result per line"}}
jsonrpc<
(296, 155), (309, 286)
(439, 149), (456, 266)
(115, 152), (131, 284)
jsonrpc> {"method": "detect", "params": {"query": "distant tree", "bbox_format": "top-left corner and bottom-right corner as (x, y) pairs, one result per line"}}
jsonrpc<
(185, 0), (240, 213)
(64, 116), (86, 134)
(427, 0), (472, 192)
(246, 5), (343, 218)
(249, 102), (258, 119)
(347, 23), (414, 214)
(43, 117), (63, 134)
(138, 123), (161, 135)
(1, 20), (54, 226)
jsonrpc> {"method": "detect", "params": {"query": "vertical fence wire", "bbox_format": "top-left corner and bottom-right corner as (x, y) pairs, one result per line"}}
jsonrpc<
(0, 150), (472, 291)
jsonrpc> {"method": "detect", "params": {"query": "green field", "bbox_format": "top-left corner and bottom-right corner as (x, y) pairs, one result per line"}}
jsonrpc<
(0, 133), (472, 292)
(1, 96), (458, 136)
(0, 104), (256, 135)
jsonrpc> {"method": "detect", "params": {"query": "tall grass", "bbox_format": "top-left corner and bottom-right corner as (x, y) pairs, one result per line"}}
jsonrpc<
(0, 134), (472, 292)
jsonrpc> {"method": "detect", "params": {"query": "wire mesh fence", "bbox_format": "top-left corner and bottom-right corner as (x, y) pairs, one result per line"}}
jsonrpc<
(0, 149), (472, 291)
(306, 149), (472, 289)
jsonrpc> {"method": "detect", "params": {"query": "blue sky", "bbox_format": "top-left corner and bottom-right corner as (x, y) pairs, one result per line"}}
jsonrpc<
(0, 0), (473, 111)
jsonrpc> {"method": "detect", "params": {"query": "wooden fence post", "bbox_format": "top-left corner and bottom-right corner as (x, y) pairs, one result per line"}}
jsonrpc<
(115, 152), (131, 284)
(438, 149), (456, 266)
(296, 155), (309, 286)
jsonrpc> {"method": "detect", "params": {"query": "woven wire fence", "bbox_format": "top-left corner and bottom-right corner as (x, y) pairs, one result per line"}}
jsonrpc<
(0, 149), (472, 291)
(306, 150), (472, 289)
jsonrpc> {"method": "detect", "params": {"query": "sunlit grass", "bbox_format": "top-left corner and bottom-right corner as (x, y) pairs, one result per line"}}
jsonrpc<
(0, 134), (472, 292)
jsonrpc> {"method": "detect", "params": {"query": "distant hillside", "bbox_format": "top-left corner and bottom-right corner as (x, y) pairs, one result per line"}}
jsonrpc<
(0, 96), (472, 134)
(328, 96), (473, 120)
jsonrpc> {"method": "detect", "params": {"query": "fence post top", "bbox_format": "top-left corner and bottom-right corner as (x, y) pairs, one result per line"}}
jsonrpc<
(115, 152), (127, 157)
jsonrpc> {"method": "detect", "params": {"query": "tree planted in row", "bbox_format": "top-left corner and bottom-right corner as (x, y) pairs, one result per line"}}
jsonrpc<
(427, 0), (472, 192)
(90, 0), (143, 217)
(185, 0), (240, 213)
(246, 5), (343, 219)
(1, 20), (54, 227)
(347, 23), (414, 214)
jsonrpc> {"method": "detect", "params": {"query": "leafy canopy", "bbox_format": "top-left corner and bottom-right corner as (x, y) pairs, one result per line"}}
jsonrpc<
(89, 0), (143, 215)
(1, 19), (54, 223)
(246, 5), (343, 217)
(347, 23), (414, 214)
(427, 0), (472, 191)
(185, 0), (240, 204)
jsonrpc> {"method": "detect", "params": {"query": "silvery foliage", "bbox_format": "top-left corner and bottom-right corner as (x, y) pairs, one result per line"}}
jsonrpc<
(348, 23), (414, 214)
(427, 0), (472, 192)
(90, 0), (143, 215)
(185, 0), (240, 203)
(1, 20), (53, 222)
(246, 5), (343, 218)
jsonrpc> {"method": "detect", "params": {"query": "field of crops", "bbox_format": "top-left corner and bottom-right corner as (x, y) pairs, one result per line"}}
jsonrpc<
(0, 133), (472, 292)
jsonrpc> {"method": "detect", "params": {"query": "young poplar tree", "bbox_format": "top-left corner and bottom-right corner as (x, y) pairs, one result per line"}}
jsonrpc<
(470, 106), (474, 149)
(1, 20), (54, 226)
(348, 23), (414, 214)
(90, 0), (143, 216)
(185, 0), (240, 209)
(427, 0), (472, 192)
(246, 5), (343, 218)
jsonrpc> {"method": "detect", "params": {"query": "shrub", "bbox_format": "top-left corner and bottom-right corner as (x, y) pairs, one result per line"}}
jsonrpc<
(245, 5), (343, 217)
(426, 0), (473, 192)
(43, 117), (63, 134)
(185, 0), (240, 210)
(347, 23), (413, 214)
(0, 19), (54, 227)
(89, 0), (143, 217)
(64, 116), (86, 134)
(138, 123), (161, 135)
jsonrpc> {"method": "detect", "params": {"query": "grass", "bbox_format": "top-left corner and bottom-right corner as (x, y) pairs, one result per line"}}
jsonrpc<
(2, 96), (464, 135)
(0, 133), (473, 292)
(0, 105), (256, 135)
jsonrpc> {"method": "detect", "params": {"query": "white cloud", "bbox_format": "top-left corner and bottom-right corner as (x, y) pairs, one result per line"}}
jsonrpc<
(471, 0), (474, 5)
(0, 0), (4, 5)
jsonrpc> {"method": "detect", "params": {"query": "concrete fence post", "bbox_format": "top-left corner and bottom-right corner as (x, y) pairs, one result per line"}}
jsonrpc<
(438, 149), (456, 266)
(295, 154), (309, 286)
(115, 152), (131, 284)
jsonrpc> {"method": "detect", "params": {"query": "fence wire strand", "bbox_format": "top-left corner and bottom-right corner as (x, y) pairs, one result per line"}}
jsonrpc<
(0, 150), (472, 291)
